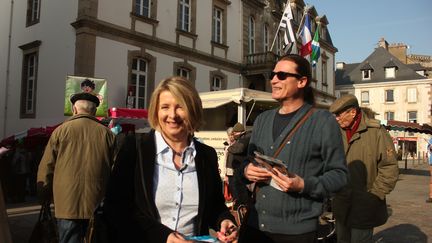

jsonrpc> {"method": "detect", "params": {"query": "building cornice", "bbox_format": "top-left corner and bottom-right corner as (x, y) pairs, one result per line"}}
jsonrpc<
(241, 0), (266, 9)
(71, 17), (242, 73)
(351, 78), (432, 88)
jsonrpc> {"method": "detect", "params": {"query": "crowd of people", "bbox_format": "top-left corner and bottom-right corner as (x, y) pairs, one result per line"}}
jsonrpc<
(0, 54), (406, 243)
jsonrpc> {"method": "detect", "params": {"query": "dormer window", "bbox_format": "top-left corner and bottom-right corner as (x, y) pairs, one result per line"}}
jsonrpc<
(360, 62), (373, 81)
(385, 67), (396, 78)
(384, 59), (398, 79)
(362, 70), (371, 80)
(416, 70), (425, 77)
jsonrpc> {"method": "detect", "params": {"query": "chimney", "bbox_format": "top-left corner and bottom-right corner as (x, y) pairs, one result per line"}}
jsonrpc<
(378, 37), (388, 50)
(336, 62), (345, 70)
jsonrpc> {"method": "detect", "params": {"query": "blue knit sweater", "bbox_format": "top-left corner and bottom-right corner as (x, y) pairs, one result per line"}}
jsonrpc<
(241, 104), (348, 235)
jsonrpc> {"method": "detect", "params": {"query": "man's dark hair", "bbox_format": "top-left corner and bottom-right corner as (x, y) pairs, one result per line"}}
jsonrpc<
(81, 79), (95, 90)
(278, 54), (314, 105)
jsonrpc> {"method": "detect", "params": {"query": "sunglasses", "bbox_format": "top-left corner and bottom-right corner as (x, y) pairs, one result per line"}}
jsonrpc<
(270, 71), (303, 80)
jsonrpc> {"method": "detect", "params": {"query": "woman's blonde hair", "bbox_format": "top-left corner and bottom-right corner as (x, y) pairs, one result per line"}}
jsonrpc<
(148, 76), (204, 134)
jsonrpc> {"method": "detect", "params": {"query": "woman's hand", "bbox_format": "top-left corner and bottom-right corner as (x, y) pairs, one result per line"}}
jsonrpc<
(244, 162), (272, 182)
(166, 232), (192, 243)
(216, 219), (238, 243)
(270, 169), (304, 193)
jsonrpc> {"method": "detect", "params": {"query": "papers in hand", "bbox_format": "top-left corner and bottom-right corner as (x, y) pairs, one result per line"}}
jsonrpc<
(253, 151), (289, 176)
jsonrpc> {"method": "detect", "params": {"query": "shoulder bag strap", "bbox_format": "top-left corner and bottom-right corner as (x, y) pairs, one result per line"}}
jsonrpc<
(273, 108), (316, 158)
(250, 108), (316, 200)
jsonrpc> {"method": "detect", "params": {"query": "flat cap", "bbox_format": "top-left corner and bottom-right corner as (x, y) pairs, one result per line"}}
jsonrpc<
(70, 92), (100, 107)
(232, 122), (245, 133)
(329, 94), (359, 114)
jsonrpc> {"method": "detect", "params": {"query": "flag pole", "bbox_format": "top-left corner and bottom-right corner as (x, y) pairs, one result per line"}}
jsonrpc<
(269, 25), (282, 52)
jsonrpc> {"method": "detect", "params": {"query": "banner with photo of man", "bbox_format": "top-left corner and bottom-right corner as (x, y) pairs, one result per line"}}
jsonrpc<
(64, 75), (108, 117)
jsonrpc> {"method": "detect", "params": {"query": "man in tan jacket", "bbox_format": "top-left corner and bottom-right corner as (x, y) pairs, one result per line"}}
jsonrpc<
(37, 92), (116, 243)
(330, 94), (399, 243)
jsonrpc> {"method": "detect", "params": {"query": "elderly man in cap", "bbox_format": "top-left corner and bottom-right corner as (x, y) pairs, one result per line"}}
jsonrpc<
(329, 94), (399, 243)
(225, 123), (251, 209)
(37, 92), (116, 243)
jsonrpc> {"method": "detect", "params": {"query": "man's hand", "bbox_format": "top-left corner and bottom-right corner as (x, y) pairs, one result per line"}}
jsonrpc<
(36, 182), (52, 205)
(270, 169), (304, 193)
(244, 162), (272, 182)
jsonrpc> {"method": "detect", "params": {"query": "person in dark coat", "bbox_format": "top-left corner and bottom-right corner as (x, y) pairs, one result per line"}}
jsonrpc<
(104, 76), (237, 243)
(226, 123), (251, 209)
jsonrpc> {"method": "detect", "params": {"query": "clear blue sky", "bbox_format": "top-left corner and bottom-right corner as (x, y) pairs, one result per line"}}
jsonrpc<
(305, 0), (432, 63)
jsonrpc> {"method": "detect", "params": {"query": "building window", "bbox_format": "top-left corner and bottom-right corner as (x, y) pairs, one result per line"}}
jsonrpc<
(322, 59), (327, 85)
(385, 67), (396, 79)
(248, 16), (255, 54)
(26, 0), (41, 26)
(135, 0), (150, 17)
(320, 26), (327, 41)
(416, 70), (426, 76)
(177, 67), (190, 79)
(19, 40), (41, 118)
(210, 70), (227, 91)
(408, 111), (417, 123)
(212, 7), (223, 43)
(385, 90), (394, 102)
(362, 70), (371, 80)
(211, 76), (222, 91)
(263, 24), (270, 52)
(174, 61), (196, 86)
(130, 58), (148, 109)
(361, 91), (369, 104)
(23, 53), (38, 116)
(178, 0), (190, 31)
(407, 87), (417, 103)
(385, 111), (395, 120)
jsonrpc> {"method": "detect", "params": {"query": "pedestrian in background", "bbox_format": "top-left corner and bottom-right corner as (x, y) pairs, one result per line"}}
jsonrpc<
(329, 94), (399, 243)
(223, 127), (234, 202)
(426, 138), (432, 203)
(239, 54), (348, 243)
(226, 123), (251, 209)
(37, 92), (116, 243)
(103, 76), (237, 243)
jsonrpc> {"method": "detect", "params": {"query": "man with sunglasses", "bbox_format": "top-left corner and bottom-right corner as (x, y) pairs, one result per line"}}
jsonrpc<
(329, 94), (398, 243)
(238, 54), (348, 243)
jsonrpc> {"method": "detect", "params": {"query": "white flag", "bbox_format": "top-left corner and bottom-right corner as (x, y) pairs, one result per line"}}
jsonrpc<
(278, 3), (295, 46)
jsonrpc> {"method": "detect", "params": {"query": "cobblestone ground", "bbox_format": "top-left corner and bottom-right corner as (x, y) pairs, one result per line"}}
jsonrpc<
(373, 161), (432, 243)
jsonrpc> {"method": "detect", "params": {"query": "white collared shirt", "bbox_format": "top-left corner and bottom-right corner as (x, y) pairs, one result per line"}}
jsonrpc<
(153, 131), (199, 236)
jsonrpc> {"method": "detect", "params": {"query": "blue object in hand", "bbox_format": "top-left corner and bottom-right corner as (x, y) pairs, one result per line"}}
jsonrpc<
(184, 235), (219, 242)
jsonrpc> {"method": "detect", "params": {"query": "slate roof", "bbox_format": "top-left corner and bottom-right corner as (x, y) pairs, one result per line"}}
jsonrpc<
(407, 63), (426, 71)
(335, 47), (427, 86)
(383, 59), (398, 68)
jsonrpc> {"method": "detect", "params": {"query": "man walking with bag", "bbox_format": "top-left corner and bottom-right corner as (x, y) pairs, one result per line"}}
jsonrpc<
(37, 93), (116, 243)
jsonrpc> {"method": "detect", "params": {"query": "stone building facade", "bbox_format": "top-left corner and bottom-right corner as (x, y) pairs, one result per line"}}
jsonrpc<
(0, 0), (337, 138)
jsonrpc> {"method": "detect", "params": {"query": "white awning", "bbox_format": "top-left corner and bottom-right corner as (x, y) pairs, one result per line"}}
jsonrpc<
(200, 88), (276, 109)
